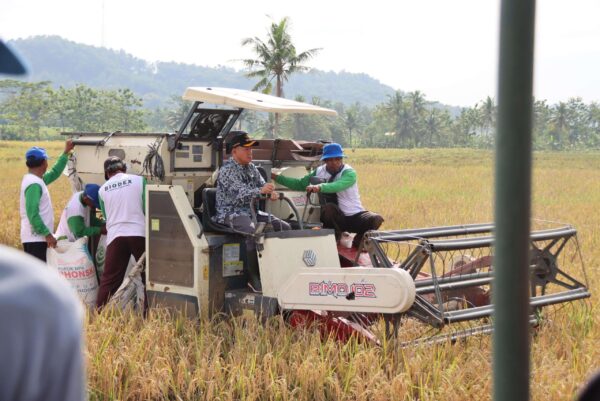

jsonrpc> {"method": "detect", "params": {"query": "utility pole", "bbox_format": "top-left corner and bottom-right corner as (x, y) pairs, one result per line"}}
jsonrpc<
(493, 1), (536, 401)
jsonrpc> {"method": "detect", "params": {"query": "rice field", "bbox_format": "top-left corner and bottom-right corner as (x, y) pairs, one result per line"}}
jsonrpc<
(1, 141), (598, 400)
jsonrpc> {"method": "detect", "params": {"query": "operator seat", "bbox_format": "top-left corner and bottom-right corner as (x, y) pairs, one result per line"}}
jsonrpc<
(201, 187), (238, 234)
(256, 166), (268, 182)
(202, 166), (269, 234)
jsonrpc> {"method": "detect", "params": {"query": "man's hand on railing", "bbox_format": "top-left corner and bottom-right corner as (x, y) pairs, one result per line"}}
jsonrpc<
(306, 184), (321, 193)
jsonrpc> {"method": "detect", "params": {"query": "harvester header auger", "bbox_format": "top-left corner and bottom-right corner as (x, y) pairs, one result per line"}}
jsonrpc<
(348, 221), (591, 345)
(62, 87), (590, 346)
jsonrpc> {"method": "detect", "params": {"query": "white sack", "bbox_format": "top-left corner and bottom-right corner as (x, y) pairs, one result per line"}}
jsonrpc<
(47, 237), (98, 308)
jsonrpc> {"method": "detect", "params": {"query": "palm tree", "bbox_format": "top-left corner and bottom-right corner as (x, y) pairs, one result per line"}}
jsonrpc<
(343, 104), (362, 148)
(454, 107), (481, 147)
(408, 91), (426, 116)
(549, 102), (570, 148)
(383, 91), (404, 147)
(165, 95), (191, 131)
(480, 96), (496, 139)
(551, 102), (569, 131)
(407, 91), (427, 146)
(589, 102), (600, 126)
(241, 17), (321, 136)
(424, 109), (446, 147)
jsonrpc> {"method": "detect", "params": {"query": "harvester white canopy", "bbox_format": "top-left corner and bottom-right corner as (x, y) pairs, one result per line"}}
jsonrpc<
(182, 87), (338, 116)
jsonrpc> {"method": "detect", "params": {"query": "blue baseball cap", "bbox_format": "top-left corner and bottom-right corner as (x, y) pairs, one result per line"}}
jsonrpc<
(25, 147), (50, 162)
(320, 143), (346, 160)
(83, 184), (101, 209)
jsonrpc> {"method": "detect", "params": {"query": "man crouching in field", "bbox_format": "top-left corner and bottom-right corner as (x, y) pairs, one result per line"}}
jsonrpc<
(55, 183), (106, 242)
(96, 156), (146, 309)
(19, 140), (75, 262)
(272, 143), (384, 250)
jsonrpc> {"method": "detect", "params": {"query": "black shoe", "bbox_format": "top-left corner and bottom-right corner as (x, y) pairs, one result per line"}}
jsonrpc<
(373, 215), (385, 230)
(352, 235), (363, 249)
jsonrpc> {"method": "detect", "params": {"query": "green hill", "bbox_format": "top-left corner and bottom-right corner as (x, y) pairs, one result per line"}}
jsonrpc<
(9, 36), (398, 108)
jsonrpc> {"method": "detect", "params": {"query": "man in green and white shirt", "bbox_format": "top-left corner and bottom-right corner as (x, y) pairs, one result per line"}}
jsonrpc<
(19, 140), (75, 262)
(55, 184), (106, 242)
(96, 156), (146, 308)
(272, 143), (384, 249)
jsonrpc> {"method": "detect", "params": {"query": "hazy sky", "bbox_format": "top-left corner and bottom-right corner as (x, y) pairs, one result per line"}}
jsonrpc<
(2, 0), (599, 106)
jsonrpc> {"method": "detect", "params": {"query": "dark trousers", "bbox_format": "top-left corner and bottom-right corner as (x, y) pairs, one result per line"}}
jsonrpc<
(22, 242), (48, 263)
(320, 204), (384, 248)
(225, 213), (291, 251)
(96, 236), (145, 308)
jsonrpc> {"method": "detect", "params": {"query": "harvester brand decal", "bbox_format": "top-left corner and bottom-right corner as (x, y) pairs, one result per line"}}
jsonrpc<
(103, 179), (133, 192)
(309, 281), (376, 298)
(291, 196), (306, 206)
(302, 250), (317, 266)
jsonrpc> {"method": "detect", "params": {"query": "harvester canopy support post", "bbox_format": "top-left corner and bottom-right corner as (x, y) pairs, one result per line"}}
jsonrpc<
(493, 1), (536, 401)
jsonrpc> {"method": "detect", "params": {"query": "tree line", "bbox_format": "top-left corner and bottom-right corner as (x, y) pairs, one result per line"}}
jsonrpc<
(240, 92), (600, 150)
(238, 16), (600, 151)
(1, 79), (599, 150)
(3, 17), (598, 149)
(0, 80), (145, 139)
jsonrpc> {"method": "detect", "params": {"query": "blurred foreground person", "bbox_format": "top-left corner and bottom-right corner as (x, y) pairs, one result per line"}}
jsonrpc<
(19, 140), (74, 262)
(0, 245), (85, 401)
(578, 370), (600, 401)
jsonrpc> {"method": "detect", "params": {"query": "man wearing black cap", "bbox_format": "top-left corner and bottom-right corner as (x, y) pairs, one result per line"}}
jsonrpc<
(96, 156), (146, 308)
(19, 140), (75, 262)
(215, 131), (290, 292)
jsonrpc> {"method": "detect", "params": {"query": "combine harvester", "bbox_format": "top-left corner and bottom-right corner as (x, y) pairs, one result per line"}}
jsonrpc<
(65, 87), (591, 345)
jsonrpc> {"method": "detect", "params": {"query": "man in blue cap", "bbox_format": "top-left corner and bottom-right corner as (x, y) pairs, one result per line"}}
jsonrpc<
(19, 140), (75, 262)
(272, 142), (384, 249)
(55, 183), (106, 242)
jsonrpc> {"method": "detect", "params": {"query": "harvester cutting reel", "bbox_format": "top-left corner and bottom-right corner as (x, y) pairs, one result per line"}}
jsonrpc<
(327, 222), (591, 346)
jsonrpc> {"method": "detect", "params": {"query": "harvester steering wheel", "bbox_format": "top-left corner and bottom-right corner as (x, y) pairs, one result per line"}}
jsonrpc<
(250, 193), (304, 231)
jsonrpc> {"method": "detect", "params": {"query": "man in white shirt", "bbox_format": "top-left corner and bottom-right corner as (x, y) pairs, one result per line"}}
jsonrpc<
(55, 183), (106, 242)
(20, 141), (74, 261)
(96, 156), (146, 308)
(273, 143), (384, 249)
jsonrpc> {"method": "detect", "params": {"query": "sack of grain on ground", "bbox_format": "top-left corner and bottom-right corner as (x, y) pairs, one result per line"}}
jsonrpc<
(46, 237), (98, 308)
